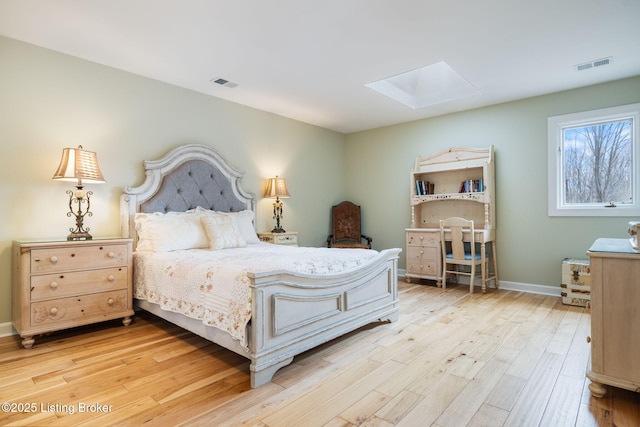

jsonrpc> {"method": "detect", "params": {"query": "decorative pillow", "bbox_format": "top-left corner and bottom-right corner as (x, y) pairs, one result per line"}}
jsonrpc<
(134, 211), (208, 252)
(219, 210), (260, 244)
(195, 207), (260, 244)
(201, 215), (247, 250)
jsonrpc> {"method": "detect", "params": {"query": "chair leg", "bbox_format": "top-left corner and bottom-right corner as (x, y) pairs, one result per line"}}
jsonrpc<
(481, 243), (487, 294)
(492, 240), (499, 289)
(469, 265), (475, 293)
(442, 264), (447, 290)
(481, 259), (488, 294)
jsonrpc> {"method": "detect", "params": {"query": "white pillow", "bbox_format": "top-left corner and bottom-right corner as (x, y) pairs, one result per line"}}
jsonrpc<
(134, 211), (208, 252)
(200, 215), (247, 250)
(219, 210), (260, 244)
(195, 207), (259, 244)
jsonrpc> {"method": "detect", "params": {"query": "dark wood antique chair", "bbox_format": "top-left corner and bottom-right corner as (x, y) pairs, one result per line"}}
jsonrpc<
(326, 201), (372, 249)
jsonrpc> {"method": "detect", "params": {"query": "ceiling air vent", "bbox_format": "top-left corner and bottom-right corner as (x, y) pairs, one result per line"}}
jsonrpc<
(210, 77), (238, 88)
(574, 57), (613, 71)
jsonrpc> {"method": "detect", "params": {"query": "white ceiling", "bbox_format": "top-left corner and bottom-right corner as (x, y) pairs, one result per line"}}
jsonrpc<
(1, 0), (639, 134)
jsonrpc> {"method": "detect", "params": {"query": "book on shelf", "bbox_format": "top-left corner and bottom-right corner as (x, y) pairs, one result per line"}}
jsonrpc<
(459, 179), (484, 193)
(415, 180), (435, 195)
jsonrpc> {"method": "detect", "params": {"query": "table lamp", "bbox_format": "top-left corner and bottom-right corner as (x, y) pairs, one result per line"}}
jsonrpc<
(52, 145), (106, 240)
(265, 176), (290, 233)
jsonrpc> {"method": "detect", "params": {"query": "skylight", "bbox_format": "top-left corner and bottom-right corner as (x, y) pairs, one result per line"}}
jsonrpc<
(366, 61), (480, 109)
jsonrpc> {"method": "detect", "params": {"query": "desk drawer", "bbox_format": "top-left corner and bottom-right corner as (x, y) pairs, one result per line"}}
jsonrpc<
(407, 246), (438, 261)
(407, 259), (437, 276)
(406, 231), (438, 247)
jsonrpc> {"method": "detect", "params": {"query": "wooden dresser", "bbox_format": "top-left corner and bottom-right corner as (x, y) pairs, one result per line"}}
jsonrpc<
(12, 238), (133, 349)
(586, 238), (640, 397)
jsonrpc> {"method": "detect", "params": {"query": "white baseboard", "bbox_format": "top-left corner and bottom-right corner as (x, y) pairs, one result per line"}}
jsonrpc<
(398, 269), (561, 297)
(0, 322), (15, 338)
(496, 280), (561, 297)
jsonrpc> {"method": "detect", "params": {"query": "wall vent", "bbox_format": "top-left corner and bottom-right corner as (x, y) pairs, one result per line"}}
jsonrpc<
(210, 77), (238, 88)
(574, 57), (613, 71)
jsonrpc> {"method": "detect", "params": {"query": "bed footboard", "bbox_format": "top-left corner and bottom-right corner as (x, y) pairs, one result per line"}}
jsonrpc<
(247, 248), (401, 387)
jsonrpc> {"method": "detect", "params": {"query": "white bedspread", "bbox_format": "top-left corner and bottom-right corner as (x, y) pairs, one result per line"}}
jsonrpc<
(133, 243), (379, 348)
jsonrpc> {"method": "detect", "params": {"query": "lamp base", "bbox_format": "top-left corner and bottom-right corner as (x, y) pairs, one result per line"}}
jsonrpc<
(67, 231), (93, 241)
(64, 187), (95, 241)
(271, 226), (286, 233)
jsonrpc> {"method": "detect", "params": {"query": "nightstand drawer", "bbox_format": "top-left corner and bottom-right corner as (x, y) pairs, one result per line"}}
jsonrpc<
(258, 232), (298, 246)
(30, 244), (129, 274)
(31, 289), (130, 327)
(273, 234), (298, 245)
(31, 267), (128, 301)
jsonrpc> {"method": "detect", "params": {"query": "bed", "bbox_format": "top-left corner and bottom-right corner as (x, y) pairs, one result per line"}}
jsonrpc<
(120, 144), (401, 387)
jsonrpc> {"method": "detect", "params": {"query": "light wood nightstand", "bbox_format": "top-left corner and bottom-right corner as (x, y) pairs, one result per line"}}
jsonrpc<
(12, 238), (134, 349)
(258, 232), (298, 246)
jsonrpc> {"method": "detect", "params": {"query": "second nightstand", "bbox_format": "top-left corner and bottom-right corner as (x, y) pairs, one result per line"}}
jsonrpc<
(258, 231), (298, 246)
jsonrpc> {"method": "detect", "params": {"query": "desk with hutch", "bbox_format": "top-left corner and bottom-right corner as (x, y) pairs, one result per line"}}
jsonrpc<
(405, 147), (498, 292)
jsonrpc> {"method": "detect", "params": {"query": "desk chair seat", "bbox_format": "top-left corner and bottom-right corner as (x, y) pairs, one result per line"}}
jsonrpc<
(446, 253), (484, 261)
(440, 217), (494, 293)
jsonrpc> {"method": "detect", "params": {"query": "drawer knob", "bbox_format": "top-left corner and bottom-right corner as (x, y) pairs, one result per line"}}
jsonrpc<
(50, 282), (58, 289)
(419, 250), (424, 254)
(586, 336), (591, 343)
(107, 298), (115, 306)
(50, 256), (58, 263)
(107, 275), (115, 281)
(108, 252), (116, 258)
(50, 307), (58, 316)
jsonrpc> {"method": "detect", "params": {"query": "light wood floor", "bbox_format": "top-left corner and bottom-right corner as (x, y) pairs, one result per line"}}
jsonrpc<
(1, 280), (639, 427)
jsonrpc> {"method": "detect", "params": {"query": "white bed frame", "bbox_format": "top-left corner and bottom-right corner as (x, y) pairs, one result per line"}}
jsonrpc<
(121, 144), (401, 387)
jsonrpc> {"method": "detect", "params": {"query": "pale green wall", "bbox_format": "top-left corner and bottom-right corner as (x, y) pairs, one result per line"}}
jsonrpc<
(0, 36), (346, 324)
(345, 75), (640, 288)
(2, 34), (639, 326)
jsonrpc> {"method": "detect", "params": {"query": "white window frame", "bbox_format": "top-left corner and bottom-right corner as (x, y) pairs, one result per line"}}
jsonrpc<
(548, 103), (640, 217)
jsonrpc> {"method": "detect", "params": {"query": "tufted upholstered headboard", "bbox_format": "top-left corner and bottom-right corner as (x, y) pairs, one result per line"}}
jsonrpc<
(121, 144), (256, 249)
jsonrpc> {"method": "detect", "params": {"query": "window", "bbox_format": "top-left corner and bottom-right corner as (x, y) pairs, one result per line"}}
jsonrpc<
(548, 103), (640, 216)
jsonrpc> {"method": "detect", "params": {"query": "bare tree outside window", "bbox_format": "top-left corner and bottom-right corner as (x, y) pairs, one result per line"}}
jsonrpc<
(548, 103), (640, 217)
(562, 119), (632, 205)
